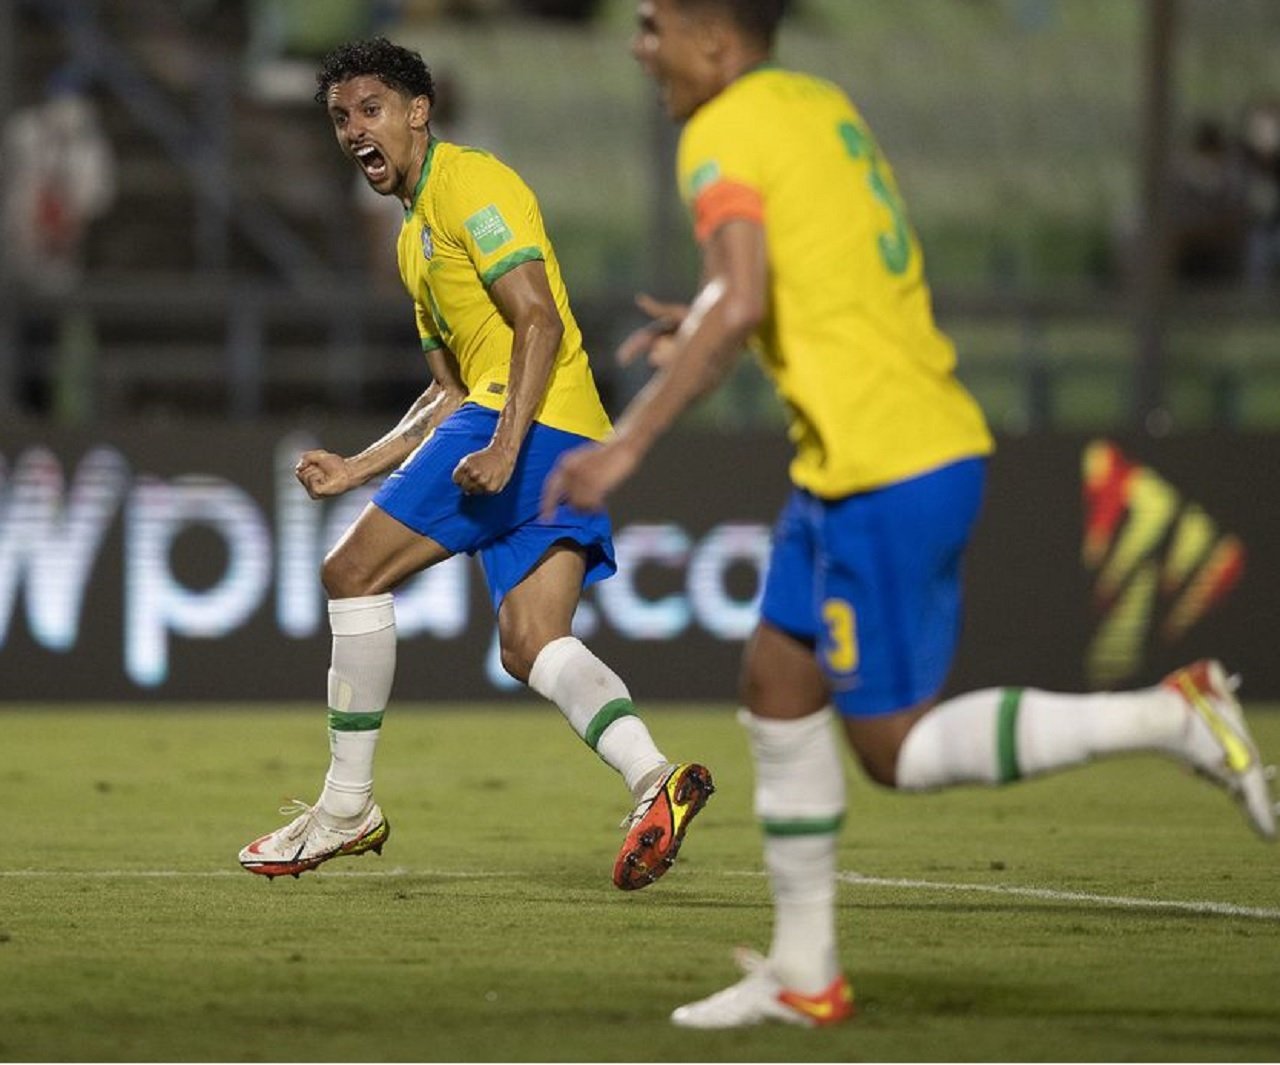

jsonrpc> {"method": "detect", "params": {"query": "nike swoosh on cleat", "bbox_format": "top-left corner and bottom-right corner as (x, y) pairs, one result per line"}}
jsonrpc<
(781, 996), (838, 1022)
(1176, 676), (1255, 773)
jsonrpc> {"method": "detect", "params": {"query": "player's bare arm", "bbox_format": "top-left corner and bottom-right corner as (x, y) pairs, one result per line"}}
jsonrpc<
(296, 350), (466, 500)
(543, 218), (766, 514)
(452, 259), (565, 495)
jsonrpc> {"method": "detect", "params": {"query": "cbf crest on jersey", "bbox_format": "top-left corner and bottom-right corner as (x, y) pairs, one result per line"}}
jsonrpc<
(420, 224), (434, 260)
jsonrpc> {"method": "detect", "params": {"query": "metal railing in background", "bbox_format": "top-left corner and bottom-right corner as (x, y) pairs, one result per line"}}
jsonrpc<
(8, 278), (1278, 431)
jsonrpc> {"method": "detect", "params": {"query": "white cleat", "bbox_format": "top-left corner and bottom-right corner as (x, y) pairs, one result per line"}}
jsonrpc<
(238, 799), (390, 879)
(1163, 659), (1276, 840)
(670, 949), (854, 1030)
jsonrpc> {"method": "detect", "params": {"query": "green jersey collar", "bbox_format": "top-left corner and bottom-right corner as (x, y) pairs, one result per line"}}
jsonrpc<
(405, 136), (437, 217)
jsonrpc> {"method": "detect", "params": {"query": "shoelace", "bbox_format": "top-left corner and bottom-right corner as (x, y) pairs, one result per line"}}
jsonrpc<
(278, 798), (314, 817)
(618, 768), (669, 830)
(618, 804), (648, 831)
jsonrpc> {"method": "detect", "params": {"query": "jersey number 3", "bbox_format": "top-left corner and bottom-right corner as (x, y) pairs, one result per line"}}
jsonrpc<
(837, 120), (911, 276)
(821, 598), (859, 675)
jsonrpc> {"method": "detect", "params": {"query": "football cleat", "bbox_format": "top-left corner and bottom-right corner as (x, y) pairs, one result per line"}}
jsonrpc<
(613, 762), (714, 890)
(238, 799), (390, 879)
(671, 949), (855, 1029)
(1163, 659), (1276, 840)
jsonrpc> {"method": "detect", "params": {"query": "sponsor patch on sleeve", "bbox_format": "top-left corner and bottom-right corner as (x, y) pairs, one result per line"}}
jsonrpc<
(464, 204), (515, 254)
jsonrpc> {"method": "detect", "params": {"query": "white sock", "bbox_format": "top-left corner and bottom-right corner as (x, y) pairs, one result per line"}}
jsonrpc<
(319, 594), (396, 822)
(528, 636), (667, 798)
(741, 708), (845, 994)
(896, 684), (1190, 789)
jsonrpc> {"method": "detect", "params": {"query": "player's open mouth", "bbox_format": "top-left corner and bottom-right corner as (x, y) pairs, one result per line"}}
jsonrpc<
(354, 144), (388, 182)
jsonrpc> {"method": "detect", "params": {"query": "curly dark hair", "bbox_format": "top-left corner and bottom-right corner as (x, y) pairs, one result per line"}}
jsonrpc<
(314, 37), (436, 106)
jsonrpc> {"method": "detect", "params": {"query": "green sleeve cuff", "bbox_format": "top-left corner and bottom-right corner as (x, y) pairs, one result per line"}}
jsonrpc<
(480, 247), (544, 287)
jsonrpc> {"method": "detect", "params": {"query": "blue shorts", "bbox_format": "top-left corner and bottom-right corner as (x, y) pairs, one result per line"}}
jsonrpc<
(759, 458), (987, 717)
(374, 404), (616, 611)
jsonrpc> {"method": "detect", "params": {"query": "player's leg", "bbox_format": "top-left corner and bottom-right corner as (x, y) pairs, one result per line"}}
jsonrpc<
(483, 417), (713, 889)
(239, 502), (451, 877)
(673, 625), (854, 1029)
(673, 493), (854, 1030)
(882, 665), (1275, 837)
(315, 502), (450, 816)
(499, 542), (668, 796)
(492, 536), (713, 889)
(826, 458), (1275, 839)
(241, 412), (493, 878)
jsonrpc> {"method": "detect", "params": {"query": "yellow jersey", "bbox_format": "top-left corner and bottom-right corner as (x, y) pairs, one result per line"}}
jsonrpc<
(677, 66), (993, 497)
(396, 138), (611, 441)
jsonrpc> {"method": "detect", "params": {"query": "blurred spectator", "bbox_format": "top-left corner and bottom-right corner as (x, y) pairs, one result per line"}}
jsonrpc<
(2, 66), (117, 420)
(2, 66), (117, 296)
(1167, 117), (1249, 283)
(1239, 98), (1280, 289)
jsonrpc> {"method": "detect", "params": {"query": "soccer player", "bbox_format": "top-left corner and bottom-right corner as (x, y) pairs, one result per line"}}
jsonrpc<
(543, 0), (1277, 1029)
(238, 37), (713, 891)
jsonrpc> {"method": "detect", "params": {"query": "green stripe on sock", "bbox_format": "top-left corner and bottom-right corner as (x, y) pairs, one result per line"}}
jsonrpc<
(328, 710), (384, 732)
(584, 698), (636, 750)
(997, 687), (1023, 783)
(760, 814), (845, 837)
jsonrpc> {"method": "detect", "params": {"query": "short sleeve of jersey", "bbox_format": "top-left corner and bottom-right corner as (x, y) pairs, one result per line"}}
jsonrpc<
(414, 300), (443, 353)
(434, 150), (546, 288)
(677, 94), (768, 243)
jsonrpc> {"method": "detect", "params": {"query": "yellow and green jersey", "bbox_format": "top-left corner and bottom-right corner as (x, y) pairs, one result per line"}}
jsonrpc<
(677, 66), (993, 498)
(396, 138), (611, 441)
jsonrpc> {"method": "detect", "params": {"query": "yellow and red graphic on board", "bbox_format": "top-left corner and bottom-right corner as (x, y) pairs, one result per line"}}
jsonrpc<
(1082, 441), (1245, 686)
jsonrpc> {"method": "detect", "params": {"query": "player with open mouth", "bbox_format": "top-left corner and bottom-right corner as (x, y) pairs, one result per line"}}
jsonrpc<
(238, 36), (712, 892)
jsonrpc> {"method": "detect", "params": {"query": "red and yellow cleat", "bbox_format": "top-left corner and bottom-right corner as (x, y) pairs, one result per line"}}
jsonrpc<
(613, 762), (714, 890)
(239, 800), (390, 879)
(1162, 659), (1275, 840)
(671, 949), (855, 1029)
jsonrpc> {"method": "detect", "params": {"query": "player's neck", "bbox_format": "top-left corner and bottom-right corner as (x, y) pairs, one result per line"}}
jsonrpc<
(718, 47), (773, 93)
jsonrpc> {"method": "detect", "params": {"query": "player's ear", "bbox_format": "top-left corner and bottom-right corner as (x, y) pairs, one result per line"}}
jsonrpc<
(692, 11), (730, 61)
(409, 94), (431, 130)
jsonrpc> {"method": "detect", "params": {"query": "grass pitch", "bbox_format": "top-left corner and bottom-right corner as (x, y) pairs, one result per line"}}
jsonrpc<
(3, 704), (1279, 1062)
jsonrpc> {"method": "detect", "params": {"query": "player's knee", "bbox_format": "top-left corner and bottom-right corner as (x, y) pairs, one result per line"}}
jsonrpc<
(738, 659), (779, 712)
(321, 550), (370, 599)
(499, 645), (533, 685)
(842, 701), (931, 789)
(854, 747), (901, 789)
(843, 719), (912, 789)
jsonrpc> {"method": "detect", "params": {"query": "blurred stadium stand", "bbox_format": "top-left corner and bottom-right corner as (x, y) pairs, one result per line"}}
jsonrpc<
(1, 0), (1278, 429)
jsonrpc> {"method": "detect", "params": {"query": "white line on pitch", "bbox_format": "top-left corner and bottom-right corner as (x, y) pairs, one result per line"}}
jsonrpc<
(5, 867), (1277, 920)
(721, 870), (1280, 922)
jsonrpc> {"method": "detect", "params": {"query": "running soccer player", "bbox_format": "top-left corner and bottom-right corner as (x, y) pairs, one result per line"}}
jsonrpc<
(238, 37), (712, 891)
(544, 0), (1276, 1028)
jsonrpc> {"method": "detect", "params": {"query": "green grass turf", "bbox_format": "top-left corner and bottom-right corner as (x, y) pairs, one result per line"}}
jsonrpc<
(2, 704), (1279, 1062)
